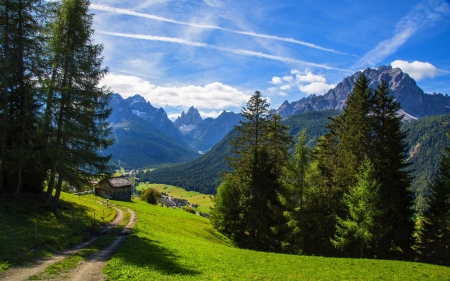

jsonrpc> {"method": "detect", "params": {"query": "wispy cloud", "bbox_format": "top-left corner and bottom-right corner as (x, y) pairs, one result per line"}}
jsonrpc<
(91, 4), (347, 55)
(98, 31), (349, 71)
(355, 0), (450, 69)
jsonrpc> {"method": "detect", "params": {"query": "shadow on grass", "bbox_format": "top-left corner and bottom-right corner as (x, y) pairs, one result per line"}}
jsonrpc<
(112, 235), (201, 276)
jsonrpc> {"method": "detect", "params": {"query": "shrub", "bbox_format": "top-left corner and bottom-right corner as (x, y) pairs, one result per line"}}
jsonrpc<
(185, 207), (196, 214)
(140, 188), (162, 205)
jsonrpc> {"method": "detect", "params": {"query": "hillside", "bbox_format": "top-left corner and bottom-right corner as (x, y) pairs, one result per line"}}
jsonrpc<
(105, 115), (199, 169)
(103, 200), (450, 280)
(147, 111), (450, 199)
(404, 113), (450, 210)
(147, 110), (342, 194)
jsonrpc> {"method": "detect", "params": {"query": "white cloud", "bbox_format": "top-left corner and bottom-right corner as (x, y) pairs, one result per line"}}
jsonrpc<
(299, 82), (336, 95)
(102, 73), (250, 111)
(271, 76), (283, 84)
(295, 71), (326, 83)
(355, 0), (450, 68)
(391, 60), (443, 80)
(282, 75), (294, 82)
(268, 69), (335, 96)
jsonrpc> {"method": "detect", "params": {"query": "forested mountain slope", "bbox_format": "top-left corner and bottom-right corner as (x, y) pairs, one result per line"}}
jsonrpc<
(145, 110), (342, 194)
(146, 111), (450, 198)
(105, 115), (199, 169)
(404, 113), (450, 210)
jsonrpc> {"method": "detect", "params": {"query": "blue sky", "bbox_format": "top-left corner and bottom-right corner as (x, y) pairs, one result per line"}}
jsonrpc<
(92, 0), (450, 120)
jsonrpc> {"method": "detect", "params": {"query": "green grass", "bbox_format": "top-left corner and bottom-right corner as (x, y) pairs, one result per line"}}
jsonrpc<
(104, 200), (450, 280)
(137, 183), (214, 214)
(0, 193), (116, 272)
(29, 223), (123, 280)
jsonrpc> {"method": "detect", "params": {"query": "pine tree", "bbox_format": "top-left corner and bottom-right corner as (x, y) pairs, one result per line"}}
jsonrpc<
(370, 81), (414, 259)
(278, 130), (311, 254)
(43, 0), (113, 209)
(417, 132), (450, 266)
(334, 73), (373, 191)
(332, 157), (384, 258)
(0, 0), (48, 194)
(214, 91), (291, 251)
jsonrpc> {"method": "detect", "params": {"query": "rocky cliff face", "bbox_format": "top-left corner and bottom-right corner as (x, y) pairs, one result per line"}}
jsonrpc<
(274, 66), (450, 119)
(109, 94), (183, 143)
(173, 106), (203, 133)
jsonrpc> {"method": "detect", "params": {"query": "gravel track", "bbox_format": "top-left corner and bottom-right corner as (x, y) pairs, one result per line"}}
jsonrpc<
(0, 206), (128, 281)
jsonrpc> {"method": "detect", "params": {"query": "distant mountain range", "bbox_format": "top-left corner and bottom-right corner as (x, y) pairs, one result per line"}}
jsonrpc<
(104, 94), (242, 168)
(274, 66), (450, 120)
(104, 65), (449, 169)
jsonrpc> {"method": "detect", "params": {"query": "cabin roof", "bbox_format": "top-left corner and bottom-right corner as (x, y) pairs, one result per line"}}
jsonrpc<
(108, 177), (132, 188)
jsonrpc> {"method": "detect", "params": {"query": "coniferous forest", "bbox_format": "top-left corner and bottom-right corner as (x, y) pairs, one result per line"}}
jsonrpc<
(211, 76), (450, 265)
(1, 0), (449, 270)
(0, 0), (113, 209)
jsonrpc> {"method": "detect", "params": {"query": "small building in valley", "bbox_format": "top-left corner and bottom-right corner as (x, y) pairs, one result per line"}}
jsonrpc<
(95, 177), (132, 201)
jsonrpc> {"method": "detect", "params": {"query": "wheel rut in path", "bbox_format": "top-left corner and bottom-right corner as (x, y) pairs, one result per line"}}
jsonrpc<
(0, 206), (131, 281)
(68, 208), (136, 281)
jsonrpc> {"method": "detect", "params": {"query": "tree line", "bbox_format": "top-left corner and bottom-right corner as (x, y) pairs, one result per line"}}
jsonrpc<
(0, 0), (113, 209)
(211, 75), (450, 265)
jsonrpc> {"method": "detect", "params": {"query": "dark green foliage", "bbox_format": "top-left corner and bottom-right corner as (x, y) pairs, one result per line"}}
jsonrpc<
(403, 113), (450, 211)
(42, 0), (114, 209)
(140, 187), (162, 205)
(147, 110), (340, 194)
(184, 207), (196, 214)
(0, 0), (49, 194)
(332, 158), (385, 258)
(417, 132), (450, 266)
(315, 76), (414, 259)
(370, 81), (414, 259)
(212, 91), (291, 251)
(276, 130), (311, 254)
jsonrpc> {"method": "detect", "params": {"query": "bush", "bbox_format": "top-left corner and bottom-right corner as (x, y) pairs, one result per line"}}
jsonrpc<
(185, 207), (196, 214)
(140, 188), (162, 205)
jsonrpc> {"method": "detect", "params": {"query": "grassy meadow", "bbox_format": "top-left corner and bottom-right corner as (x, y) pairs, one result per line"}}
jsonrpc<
(136, 183), (213, 214)
(0, 193), (116, 272)
(105, 199), (450, 281)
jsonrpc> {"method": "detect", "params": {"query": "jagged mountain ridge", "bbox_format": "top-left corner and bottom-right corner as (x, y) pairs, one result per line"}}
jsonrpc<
(182, 110), (243, 152)
(274, 66), (450, 119)
(104, 94), (199, 168)
(174, 106), (203, 133)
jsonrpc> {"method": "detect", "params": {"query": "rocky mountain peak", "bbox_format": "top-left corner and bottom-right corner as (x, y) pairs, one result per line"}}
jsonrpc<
(174, 106), (203, 129)
(273, 65), (450, 119)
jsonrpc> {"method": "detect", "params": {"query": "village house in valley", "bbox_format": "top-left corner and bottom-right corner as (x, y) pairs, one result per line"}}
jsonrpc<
(95, 176), (132, 201)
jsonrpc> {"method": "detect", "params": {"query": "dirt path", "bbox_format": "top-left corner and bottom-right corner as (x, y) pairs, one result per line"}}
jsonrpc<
(0, 207), (125, 281)
(67, 208), (136, 281)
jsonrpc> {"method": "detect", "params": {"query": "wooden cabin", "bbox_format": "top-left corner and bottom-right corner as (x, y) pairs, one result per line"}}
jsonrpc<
(95, 177), (132, 201)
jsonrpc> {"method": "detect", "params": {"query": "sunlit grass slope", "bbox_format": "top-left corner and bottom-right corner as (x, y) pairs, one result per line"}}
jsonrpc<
(137, 183), (213, 214)
(104, 200), (450, 281)
(0, 193), (116, 271)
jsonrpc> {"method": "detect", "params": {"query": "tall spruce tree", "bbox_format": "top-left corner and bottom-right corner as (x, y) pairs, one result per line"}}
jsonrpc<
(277, 130), (311, 254)
(0, 0), (48, 194)
(43, 0), (113, 209)
(332, 157), (384, 258)
(213, 91), (291, 251)
(417, 132), (450, 266)
(334, 73), (373, 191)
(370, 81), (414, 259)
